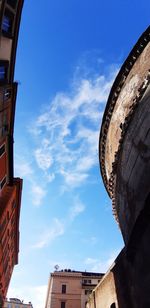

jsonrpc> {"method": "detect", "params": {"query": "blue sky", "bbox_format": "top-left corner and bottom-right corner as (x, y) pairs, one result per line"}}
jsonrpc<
(7, 1), (150, 307)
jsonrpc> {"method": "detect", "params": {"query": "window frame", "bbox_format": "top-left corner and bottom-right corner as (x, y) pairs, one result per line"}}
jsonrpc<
(62, 284), (66, 294)
(2, 9), (14, 38)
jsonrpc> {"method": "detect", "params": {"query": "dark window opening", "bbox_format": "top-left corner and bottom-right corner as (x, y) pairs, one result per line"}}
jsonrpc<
(110, 303), (116, 308)
(2, 10), (14, 36)
(2, 15), (11, 33)
(7, 0), (18, 9)
(0, 61), (9, 84)
(85, 290), (91, 295)
(61, 302), (66, 308)
(62, 284), (66, 294)
(0, 66), (6, 80)
(0, 144), (5, 157)
(0, 176), (6, 189)
(83, 279), (91, 284)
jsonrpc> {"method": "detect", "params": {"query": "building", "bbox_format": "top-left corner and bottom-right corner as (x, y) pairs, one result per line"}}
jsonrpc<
(4, 298), (33, 308)
(87, 26), (150, 308)
(0, 178), (22, 304)
(45, 269), (104, 308)
(0, 0), (24, 305)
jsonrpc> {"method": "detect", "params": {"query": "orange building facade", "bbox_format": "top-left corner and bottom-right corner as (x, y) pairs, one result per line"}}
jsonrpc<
(0, 0), (24, 305)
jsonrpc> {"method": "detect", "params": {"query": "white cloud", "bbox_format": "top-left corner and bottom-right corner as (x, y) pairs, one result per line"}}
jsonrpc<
(14, 159), (33, 178)
(46, 172), (55, 183)
(84, 249), (120, 273)
(7, 285), (47, 308)
(14, 155), (47, 207)
(85, 257), (98, 265)
(34, 138), (53, 171)
(33, 218), (65, 248)
(30, 66), (118, 190)
(33, 196), (85, 249)
(31, 184), (47, 207)
(69, 198), (85, 221)
(60, 169), (88, 188)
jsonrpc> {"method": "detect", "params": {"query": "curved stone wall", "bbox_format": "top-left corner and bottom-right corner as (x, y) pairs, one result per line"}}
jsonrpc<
(99, 26), (150, 234)
(115, 83), (150, 243)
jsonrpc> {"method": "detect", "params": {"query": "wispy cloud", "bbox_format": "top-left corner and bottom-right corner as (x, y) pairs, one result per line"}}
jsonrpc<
(84, 249), (120, 273)
(81, 235), (98, 246)
(33, 196), (86, 249)
(31, 184), (47, 207)
(30, 66), (118, 190)
(69, 197), (85, 221)
(33, 218), (65, 249)
(15, 156), (47, 207)
(15, 159), (33, 177)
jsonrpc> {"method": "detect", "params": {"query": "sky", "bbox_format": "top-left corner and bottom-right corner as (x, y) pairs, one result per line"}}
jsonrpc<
(7, 1), (150, 307)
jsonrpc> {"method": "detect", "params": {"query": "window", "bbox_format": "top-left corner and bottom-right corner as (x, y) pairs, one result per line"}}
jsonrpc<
(7, 0), (18, 9)
(0, 61), (8, 83)
(85, 290), (91, 295)
(61, 302), (65, 308)
(110, 304), (116, 308)
(2, 15), (11, 33)
(2, 10), (13, 36)
(62, 284), (66, 294)
(0, 176), (6, 190)
(83, 279), (91, 284)
(0, 66), (6, 80)
(0, 144), (5, 157)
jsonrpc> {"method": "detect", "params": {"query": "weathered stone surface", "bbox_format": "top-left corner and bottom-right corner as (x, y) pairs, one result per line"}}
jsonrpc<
(116, 83), (150, 243)
(96, 26), (150, 308)
(105, 42), (150, 182)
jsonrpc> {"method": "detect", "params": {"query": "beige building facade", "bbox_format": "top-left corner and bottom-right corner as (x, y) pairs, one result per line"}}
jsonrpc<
(45, 270), (104, 308)
(4, 298), (33, 308)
